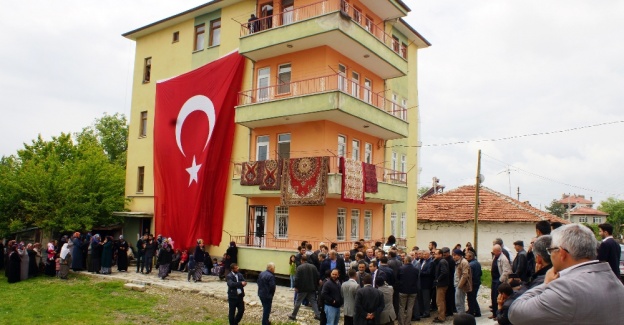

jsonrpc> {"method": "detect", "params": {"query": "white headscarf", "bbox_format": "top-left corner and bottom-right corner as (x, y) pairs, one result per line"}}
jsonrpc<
(60, 243), (71, 259)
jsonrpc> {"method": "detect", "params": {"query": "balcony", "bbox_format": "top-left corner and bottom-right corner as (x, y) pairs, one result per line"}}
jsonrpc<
(236, 73), (409, 140)
(231, 156), (407, 204)
(239, 0), (408, 79)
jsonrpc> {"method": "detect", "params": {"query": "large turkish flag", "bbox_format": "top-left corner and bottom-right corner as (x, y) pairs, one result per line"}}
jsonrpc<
(154, 52), (245, 249)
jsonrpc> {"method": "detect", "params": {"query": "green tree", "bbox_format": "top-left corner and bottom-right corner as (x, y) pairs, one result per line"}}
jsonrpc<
(598, 197), (624, 238)
(79, 113), (128, 168)
(418, 186), (430, 198)
(545, 199), (566, 218)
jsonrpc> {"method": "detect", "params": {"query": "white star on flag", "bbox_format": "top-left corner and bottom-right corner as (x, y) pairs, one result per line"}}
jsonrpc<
(186, 155), (202, 186)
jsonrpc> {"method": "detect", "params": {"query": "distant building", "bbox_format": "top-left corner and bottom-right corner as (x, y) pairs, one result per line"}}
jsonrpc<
(557, 194), (608, 224)
(417, 185), (568, 261)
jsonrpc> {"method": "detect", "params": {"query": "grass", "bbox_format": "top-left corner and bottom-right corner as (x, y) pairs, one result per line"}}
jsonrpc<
(481, 269), (492, 288)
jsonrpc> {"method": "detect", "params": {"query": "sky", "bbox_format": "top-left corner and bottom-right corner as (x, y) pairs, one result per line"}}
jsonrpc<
(1, 1), (622, 210)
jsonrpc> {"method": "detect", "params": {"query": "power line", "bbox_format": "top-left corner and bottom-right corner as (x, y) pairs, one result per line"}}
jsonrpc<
(389, 120), (624, 148)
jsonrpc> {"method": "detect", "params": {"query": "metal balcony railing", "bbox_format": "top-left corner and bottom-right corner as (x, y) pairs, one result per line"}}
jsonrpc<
(240, 0), (405, 59)
(237, 73), (407, 120)
(230, 233), (406, 250)
(233, 155), (407, 185)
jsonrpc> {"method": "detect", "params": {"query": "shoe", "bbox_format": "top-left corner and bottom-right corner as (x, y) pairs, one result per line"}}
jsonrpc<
(313, 315), (320, 320)
(446, 313), (453, 317)
(488, 315), (496, 319)
(474, 314), (482, 317)
(432, 318), (444, 323)
(287, 315), (296, 320)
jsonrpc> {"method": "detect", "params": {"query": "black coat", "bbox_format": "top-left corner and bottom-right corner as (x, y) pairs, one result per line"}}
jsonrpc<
(512, 250), (528, 282)
(419, 258), (434, 290)
(295, 262), (319, 292)
(397, 263), (419, 294)
(354, 285), (384, 325)
(320, 257), (347, 282)
(257, 270), (276, 299)
(226, 271), (246, 299)
(7, 251), (21, 283)
(598, 238), (621, 277)
(321, 278), (343, 307)
(158, 248), (173, 264)
(434, 258), (449, 287)
(379, 264), (395, 286)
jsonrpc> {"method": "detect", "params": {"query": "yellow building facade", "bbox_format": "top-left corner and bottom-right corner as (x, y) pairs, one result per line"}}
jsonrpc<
(122, 0), (429, 275)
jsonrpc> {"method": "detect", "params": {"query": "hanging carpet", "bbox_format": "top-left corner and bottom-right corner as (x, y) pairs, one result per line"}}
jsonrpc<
(280, 156), (329, 206)
(341, 157), (365, 203)
(240, 161), (265, 185)
(363, 162), (378, 193)
(259, 159), (282, 190)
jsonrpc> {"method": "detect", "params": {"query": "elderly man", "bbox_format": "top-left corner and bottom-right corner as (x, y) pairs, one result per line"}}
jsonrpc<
(289, 255), (321, 321)
(397, 255), (419, 325)
(452, 249), (472, 314)
(320, 250), (347, 282)
(432, 249), (449, 323)
(509, 224), (624, 324)
(342, 269), (359, 325)
(257, 262), (276, 325)
(465, 251), (481, 317)
(489, 244), (511, 320)
(512, 240), (528, 282)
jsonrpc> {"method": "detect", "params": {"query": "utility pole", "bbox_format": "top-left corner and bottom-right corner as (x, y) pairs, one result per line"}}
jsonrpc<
(474, 150), (481, 256)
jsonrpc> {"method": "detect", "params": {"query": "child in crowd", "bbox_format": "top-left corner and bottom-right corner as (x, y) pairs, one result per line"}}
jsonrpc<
(179, 250), (188, 271)
(210, 258), (220, 276)
(187, 254), (195, 282)
(55, 257), (61, 277)
(289, 254), (296, 290)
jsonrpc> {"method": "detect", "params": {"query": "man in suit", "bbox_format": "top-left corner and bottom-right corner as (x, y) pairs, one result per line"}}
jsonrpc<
(597, 222), (621, 277)
(512, 240), (529, 282)
(369, 261), (385, 288)
(354, 274), (385, 325)
(417, 250), (434, 318)
(387, 250), (402, 317)
(257, 262), (276, 325)
(432, 249), (449, 323)
(465, 251), (482, 317)
(509, 224), (624, 324)
(226, 263), (247, 325)
(342, 269), (359, 325)
(289, 255), (321, 320)
(397, 255), (419, 324)
(320, 250), (347, 282)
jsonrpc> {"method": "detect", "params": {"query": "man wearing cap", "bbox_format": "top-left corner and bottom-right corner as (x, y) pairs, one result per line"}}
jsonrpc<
(452, 249), (472, 314)
(512, 240), (528, 282)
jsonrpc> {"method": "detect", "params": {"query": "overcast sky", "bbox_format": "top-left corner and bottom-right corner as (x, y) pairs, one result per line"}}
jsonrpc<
(1, 1), (622, 210)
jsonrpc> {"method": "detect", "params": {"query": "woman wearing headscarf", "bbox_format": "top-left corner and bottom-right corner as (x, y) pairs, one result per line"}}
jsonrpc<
(27, 243), (38, 278)
(33, 243), (43, 273)
(91, 235), (102, 274)
(59, 241), (72, 280)
(101, 236), (113, 275)
(71, 232), (84, 271)
(18, 242), (29, 281)
(7, 244), (21, 283)
(44, 241), (57, 277)
(157, 242), (173, 280)
(193, 239), (206, 282)
(116, 235), (129, 272)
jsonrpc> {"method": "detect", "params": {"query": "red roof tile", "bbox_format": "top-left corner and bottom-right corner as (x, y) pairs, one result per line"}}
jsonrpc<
(417, 185), (569, 224)
(557, 195), (594, 205)
(569, 206), (609, 216)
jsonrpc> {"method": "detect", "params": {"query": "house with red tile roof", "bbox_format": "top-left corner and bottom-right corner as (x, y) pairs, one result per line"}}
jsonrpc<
(417, 185), (568, 261)
(556, 194), (609, 224)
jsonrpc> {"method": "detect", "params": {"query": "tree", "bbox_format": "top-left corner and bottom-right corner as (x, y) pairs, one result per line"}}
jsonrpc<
(418, 186), (430, 198)
(545, 200), (566, 218)
(598, 197), (624, 238)
(79, 113), (128, 168)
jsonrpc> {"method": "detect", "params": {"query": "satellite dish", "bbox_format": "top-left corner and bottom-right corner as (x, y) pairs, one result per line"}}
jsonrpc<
(479, 174), (485, 184)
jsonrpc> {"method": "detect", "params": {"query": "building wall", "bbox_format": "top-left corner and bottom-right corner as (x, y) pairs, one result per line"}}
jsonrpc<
(417, 221), (536, 262)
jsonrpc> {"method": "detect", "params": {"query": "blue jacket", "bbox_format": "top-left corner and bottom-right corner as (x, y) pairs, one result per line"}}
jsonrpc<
(226, 271), (246, 299)
(257, 270), (276, 299)
(397, 263), (420, 294)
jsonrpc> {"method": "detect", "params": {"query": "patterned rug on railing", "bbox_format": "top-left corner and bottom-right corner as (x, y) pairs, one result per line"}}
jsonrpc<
(259, 159), (282, 190)
(340, 157), (365, 203)
(281, 156), (329, 206)
(240, 161), (265, 186)
(363, 162), (378, 193)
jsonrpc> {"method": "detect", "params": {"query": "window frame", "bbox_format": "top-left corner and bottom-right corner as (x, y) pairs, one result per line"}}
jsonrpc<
(400, 212), (406, 238)
(257, 67), (271, 102)
(137, 166), (145, 193)
(139, 111), (148, 138)
(256, 135), (270, 161)
(172, 31), (180, 43)
(338, 135), (347, 158)
(390, 211), (397, 237)
(364, 78), (372, 104)
(194, 24), (205, 51)
(350, 209), (360, 241)
(277, 133), (291, 159)
(351, 71), (360, 98)
(364, 210), (372, 240)
(338, 64), (347, 92)
(364, 143), (373, 164)
(337, 208), (346, 241)
(277, 63), (292, 95)
(275, 206), (289, 239)
(352, 139), (360, 161)
(209, 19), (221, 47)
(143, 57), (151, 83)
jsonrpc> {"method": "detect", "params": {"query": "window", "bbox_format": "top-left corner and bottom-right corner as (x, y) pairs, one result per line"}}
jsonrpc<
(364, 78), (372, 104)
(209, 19), (221, 46)
(338, 64), (347, 92)
(400, 154), (406, 181)
(365, 16), (373, 32)
(275, 206), (289, 238)
(277, 63), (291, 94)
(143, 57), (151, 83)
(400, 212), (406, 238)
(257, 67), (270, 102)
(392, 93), (399, 117)
(392, 152), (397, 171)
(194, 24), (205, 51)
(338, 135), (346, 158)
(364, 210), (372, 240)
(579, 216), (587, 223)
(353, 6), (362, 25)
(401, 98), (407, 120)
(172, 31), (179, 43)
(390, 212), (397, 236)
(337, 208), (346, 241)
(352, 139), (360, 160)
(256, 135), (269, 161)
(139, 111), (148, 137)
(401, 42), (408, 59)
(351, 71), (360, 98)
(351, 209), (360, 240)
(392, 35), (400, 53)
(282, 0), (294, 25)
(593, 216), (602, 224)
(364, 143), (372, 163)
(278, 133), (291, 159)
(137, 166), (145, 193)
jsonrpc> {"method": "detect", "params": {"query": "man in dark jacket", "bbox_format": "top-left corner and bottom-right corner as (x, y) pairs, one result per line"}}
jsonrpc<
(433, 249), (449, 323)
(466, 251), (482, 317)
(226, 263), (247, 325)
(397, 255), (420, 325)
(289, 255), (321, 320)
(418, 250), (434, 318)
(354, 274), (384, 325)
(598, 223), (621, 277)
(512, 240), (529, 282)
(320, 250), (347, 282)
(257, 262), (276, 325)
(136, 234), (147, 273)
(321, 269), (343, 325)
(387, 250), (402, 317)
(442, 247), (455, 317)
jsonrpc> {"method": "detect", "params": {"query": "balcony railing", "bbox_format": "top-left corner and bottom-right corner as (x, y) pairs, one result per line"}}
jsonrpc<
(240, 0), (405, 58)
(233, 155), (407, 185)
(238, 73), (407, 120)
(230, 233), (407, 251)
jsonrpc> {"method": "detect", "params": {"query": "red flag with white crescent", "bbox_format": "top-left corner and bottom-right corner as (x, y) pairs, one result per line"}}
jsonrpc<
(154, 52), (245, 249)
